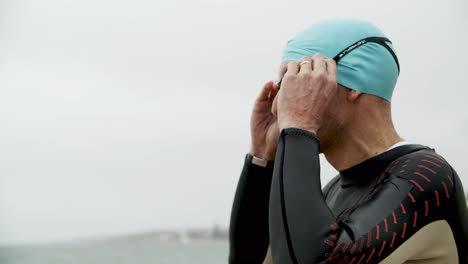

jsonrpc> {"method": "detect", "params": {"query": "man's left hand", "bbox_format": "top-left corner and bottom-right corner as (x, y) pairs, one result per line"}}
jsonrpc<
(275, 54), (338, 134)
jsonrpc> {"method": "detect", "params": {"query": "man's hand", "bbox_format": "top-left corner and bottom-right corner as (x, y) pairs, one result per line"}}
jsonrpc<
(250, 80), (280, 161)
(276, 54), (338, 134)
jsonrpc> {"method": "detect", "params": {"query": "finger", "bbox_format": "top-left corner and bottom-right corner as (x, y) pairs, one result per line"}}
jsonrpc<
(276, 61), (289, 90)
(271, 93), (278, 116)
(277, 61), (289, 81)
(312, 53), (327, 73)
(276, 78), (283, 90)
(325, 59), (337, 81)
(285, 61), (299, 76)
(272, 80), (280, 92)
(298, 57), (313, 74)
(257, 81), (274, 101)
(268, 85), (279, 101)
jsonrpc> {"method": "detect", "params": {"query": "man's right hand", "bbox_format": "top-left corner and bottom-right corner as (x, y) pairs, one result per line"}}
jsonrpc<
(250, 81), (280, 161)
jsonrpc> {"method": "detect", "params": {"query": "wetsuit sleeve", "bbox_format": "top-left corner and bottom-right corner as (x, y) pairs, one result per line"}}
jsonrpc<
(262, 174), (342, 264)
(269, 128), (334, 263)
(269, 127), (468, 263)
(229, 154), (274, 264)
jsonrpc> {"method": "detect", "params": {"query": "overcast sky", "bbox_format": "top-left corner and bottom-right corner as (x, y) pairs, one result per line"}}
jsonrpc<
(1, 0), (467, 245)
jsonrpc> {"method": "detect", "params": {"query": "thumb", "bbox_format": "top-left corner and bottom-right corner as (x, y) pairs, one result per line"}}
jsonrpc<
(271, 93), (278, 117)
(256, 81), (275, 102)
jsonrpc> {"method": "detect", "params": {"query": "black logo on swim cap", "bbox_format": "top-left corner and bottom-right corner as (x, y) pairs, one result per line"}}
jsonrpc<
(333, 37), (400, 74)
(337, 39), (367, 59)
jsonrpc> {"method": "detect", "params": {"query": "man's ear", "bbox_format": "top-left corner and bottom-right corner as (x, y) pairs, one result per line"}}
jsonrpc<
(345, 88), (362, 102)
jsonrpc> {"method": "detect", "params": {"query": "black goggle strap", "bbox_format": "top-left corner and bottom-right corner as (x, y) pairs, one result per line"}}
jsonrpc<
(277, 37), (400, 89)
(333, 36), (400, 74)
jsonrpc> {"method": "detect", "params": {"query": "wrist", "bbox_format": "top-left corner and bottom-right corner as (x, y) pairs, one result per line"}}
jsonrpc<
(249, 147), (275, 161)
(280, 127), (320, 143)
(246, 153), (275, 168)
(278, 116), (320, 134)
(279, 125), (318, 135)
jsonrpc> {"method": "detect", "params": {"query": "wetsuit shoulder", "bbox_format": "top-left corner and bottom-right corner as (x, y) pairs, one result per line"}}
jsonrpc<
(381, 148), (468, 262)
(269, 130), (467, 263)
(380, 148), (458, 218)
(384, 148), (455, 191)
(342, 148), (466, 263)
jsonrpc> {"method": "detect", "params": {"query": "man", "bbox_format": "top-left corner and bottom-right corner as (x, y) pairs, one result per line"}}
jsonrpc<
(229, 19), (468, 264)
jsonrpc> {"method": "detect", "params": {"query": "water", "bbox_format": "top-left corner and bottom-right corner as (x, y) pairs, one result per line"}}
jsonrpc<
(0, 240), (228, 264)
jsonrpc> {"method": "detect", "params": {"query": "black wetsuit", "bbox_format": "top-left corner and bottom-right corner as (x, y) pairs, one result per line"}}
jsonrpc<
(229, 128), (468, 263)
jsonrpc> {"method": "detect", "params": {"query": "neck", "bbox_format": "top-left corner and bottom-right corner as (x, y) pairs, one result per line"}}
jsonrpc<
(323, 106), (402, 171)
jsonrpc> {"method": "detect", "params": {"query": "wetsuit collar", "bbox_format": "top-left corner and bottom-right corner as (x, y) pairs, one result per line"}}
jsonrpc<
(339, 144), (431, 188)
(387, 141), (412, 150)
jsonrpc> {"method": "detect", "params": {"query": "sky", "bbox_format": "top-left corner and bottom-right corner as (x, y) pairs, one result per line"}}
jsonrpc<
(1, 0), (467, 245)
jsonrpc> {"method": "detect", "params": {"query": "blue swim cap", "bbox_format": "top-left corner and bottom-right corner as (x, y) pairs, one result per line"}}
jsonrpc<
(282, 19), (400, 102)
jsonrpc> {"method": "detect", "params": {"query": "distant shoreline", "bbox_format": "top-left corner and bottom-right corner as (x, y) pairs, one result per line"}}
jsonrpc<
(0, 226), (229, 248)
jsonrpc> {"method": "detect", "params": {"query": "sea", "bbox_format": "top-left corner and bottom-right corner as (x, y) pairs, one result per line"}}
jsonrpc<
(0, 239), (228, 264)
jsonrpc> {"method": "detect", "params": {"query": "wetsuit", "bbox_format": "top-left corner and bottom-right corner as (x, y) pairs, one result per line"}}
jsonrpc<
(229, 128), (468, 263)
